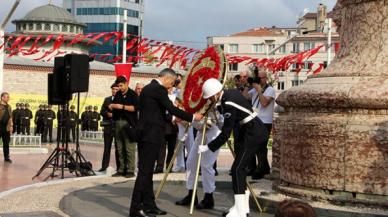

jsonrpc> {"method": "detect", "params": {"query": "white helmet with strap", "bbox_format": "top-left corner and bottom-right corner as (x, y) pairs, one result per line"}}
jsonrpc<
(202, 78), (223, 99)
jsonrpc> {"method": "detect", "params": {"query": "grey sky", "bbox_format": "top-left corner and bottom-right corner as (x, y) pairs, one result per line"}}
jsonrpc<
(1, 0), (336, 49)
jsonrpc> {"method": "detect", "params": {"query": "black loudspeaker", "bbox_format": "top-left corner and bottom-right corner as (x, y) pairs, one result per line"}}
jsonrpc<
(64, 54), (90, 93)
(48, 57), (72, 105)
(48, 74), (68, 105)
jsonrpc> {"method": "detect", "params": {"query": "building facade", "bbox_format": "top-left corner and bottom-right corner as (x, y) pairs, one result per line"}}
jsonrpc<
(63, 0), (145, 58)
(207, 3), (339, 96)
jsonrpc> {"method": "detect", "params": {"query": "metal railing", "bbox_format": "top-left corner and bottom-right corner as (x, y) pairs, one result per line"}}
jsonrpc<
(80, 131), (104, 140)
(10, 134), (42, 147)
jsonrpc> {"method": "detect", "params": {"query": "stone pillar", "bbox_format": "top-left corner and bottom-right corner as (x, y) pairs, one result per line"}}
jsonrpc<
(274, 0), (388, 198)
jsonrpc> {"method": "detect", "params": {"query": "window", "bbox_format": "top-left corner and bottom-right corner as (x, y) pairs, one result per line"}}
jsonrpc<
(278, 45), (286, 54)
(299, 80), (304, 85)
(229, 44), (238, 53)
(53, 24), (59, 32)
(44, 23), (50, 31)
(292, 80), (299, 87)
(28, 23), (33, 30)
(252, 44), (265, 53)
(277, 81), (285, 90)
(67, 8), (71, 13)
(268, 44), (275, 51)
(304, 61), (313, 69)
(62, 25), (68, 32)
(304, 42), (315, 51)
(36, 23), (42, 31)
(229, 63), (238, 71)
(70, 25), (74, 32)
(75, 7), (139, 18)
(292, 43), (300, 53)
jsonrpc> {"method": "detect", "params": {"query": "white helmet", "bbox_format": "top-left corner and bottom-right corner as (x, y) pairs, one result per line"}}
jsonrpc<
(202, 78), (223, 99)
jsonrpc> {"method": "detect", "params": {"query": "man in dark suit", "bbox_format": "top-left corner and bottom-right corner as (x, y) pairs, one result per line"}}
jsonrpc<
(129, 68), (203, 217)
(98, 83), (120, 172)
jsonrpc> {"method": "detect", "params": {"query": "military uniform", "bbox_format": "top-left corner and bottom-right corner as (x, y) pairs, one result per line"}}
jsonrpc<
(43, 105), (56, 143)
(57, 105), (67, 142)
(90, 106), (100, 131)
(20, 103), (33, 135)
(176, 111), (223, 209)
(11, 103), (21, 134)
(68, 105), (78, 142)
(203, 89), (269, 217)
(81, 106), (92, 131)
(34, 105), (44, 136)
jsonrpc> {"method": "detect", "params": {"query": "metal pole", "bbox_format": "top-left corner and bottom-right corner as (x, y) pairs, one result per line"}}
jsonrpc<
(327, 18), (332, 65)
(190, 115), (208, 215)
(123, 9), (128, 63)
(0, 0), (21, 92)
(155, 124), (190, 199)
(226, 141), (263, 213)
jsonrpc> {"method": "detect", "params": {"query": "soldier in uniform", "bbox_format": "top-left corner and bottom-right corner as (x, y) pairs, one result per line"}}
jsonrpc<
(90, 106), (100, 131)
(199, 78), (269, 217)
(68, 105), (78, 142)
(43, 104), (56, 143)
(34, 104), (44, 136)
(81, 106), (92, 131)
(57, 105), (66, 142)
(20, 103), (33, 135)
(11, 103), (21, 134)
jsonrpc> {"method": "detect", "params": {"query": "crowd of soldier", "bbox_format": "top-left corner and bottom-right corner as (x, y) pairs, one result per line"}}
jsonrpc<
(11, 103), (101, 143)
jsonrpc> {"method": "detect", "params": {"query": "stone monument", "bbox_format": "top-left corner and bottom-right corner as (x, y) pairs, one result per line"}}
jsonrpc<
(273, 0), (388, 207)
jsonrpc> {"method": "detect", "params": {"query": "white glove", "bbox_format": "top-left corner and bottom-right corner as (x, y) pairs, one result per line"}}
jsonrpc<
(198, 145), (209, 153)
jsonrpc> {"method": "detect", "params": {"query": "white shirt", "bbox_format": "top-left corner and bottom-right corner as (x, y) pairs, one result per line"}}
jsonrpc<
(248, 86), (276, 124)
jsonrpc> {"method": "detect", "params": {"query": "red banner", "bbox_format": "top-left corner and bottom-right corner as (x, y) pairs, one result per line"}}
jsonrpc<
(114, 63), (132, 82)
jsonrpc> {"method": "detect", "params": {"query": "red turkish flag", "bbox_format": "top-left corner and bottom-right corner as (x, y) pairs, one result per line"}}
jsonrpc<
(114, 63), (132, 82)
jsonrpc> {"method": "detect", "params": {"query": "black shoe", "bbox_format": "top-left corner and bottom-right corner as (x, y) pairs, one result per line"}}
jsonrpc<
(176, 190), (198, 206)
(214, 169), (219, 176)
(112, 172), (124, 177)
(251, 170), (270, 180)
(125, 172), (135, 178)
(130, 209), (154, 217)
(98, 168), (107, 172)
(145, 207), (167, 215)
(4, 159), (12, 163)
(196, 193), (214, 209)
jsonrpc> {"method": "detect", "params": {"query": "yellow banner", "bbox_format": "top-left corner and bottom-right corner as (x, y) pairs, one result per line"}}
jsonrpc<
(9, 94), (105, 128)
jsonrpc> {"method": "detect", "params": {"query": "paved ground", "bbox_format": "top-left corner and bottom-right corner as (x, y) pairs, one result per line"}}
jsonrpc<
(60, 181), (273, 217)
(0, 142), (256, 192)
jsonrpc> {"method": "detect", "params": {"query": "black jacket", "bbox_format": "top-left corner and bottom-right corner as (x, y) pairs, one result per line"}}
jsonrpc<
(137, 79), (193, 143)
(100, 96), (114, 126)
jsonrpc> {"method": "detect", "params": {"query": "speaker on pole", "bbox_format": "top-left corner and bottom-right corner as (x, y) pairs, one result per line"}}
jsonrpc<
(48, 57), (72, 105)
(64, 54), (90, 93)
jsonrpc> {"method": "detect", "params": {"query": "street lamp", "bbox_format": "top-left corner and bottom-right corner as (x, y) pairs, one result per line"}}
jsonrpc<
(0, 0), (21, 92)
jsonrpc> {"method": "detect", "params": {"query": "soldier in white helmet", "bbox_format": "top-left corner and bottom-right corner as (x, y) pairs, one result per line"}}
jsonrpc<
(198, 78), (268, 217)
(175, 104), (223, 210)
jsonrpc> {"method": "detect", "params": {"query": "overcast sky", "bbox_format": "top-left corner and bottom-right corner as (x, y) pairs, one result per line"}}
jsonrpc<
(2, 0), (336, 48)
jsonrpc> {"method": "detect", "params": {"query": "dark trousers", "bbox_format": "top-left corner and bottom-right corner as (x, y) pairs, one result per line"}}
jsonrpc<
(253, 124), (272, 174)
(70, 126), (76, 142)
(231, 119), (268, 194)
(35, 121), (44, 136)
(21, 124), (30, 135)
(101, 124), (119, 170)
(130, 141), (160, 213)
(0, 128), (11, 160)
(155, 133), (177, 170)
(43, 124), (53, 142)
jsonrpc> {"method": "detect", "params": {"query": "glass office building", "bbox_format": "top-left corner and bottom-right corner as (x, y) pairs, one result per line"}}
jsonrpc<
(63, 0), (144, 59)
